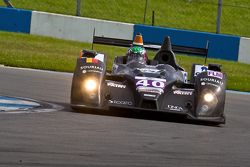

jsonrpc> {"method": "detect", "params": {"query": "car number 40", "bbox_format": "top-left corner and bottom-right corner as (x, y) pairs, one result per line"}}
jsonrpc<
(136, 80), (165, 88)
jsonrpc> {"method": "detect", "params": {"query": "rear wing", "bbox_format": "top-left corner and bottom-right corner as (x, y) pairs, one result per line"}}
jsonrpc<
(93, 36), (208, 56)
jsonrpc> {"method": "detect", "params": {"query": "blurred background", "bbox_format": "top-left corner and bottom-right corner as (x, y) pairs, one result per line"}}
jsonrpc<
(1, 0), (250, 37)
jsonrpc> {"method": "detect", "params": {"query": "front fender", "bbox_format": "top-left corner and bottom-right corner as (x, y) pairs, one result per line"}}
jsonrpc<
(71, 51), (107, 107)
(195, 70), (226, 119)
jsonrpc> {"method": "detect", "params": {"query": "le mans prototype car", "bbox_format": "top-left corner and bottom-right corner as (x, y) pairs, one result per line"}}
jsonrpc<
(71, 36), (226, 124)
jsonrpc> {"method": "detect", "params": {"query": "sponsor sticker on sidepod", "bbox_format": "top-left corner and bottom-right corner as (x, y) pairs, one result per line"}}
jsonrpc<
(173, 90), (193, 96)
(194, 65), (208, 76)
(207, 70), (223, 79)
(109, 100), (132, 106)
(166, 105), (183, 112)
(200, 78), (223, 85)
(107, 82), (126, 89)
(80, 65), (103, 71)
(80, 65), (104, 73)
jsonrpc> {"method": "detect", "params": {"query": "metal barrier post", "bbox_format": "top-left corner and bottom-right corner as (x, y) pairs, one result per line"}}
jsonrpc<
(143, 0), (148, 24)
(76, 0), (81, 16)
(3, 0), (14, 8)
(151, 10), (155, 26)
(216, 0), (223, 34)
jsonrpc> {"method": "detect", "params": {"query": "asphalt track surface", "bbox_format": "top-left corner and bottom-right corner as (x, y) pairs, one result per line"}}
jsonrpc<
(0, 66), (250, 167)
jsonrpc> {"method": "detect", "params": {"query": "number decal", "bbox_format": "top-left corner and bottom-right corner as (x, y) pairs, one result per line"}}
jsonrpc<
(152, 81), (164, 88)
(136, 80), (150, 87)
(135, 78), (166, 88)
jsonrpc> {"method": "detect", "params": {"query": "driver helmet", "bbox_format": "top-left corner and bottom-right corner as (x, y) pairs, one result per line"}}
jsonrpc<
(126, 33), (148, 64)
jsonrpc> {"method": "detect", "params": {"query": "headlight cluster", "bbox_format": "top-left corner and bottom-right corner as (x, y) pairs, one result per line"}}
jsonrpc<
(204, 93), (215, 103)
(198, 90), (218, 116)
(81, 78), (99, 99)
(84, 79), (98, 92)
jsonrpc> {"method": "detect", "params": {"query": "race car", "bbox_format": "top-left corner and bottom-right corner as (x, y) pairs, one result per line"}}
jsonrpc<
(71, 35), (226, 124)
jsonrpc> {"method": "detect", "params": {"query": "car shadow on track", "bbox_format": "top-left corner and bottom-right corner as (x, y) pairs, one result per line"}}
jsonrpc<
(59, 102), (223, 127)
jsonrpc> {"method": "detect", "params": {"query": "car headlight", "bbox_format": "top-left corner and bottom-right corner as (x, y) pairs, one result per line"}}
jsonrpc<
(204, 93), (214, 103)
(197, 90), (218, 117)
(84, 79), (97, 92)
(81, 78), (100, 100)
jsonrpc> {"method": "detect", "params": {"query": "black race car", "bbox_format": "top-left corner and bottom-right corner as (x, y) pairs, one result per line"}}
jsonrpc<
(71, 36), (226, 124)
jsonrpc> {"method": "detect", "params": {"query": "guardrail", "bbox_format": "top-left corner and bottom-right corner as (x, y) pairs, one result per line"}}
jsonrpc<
(134, 24), (240, 61)
(0, 7), (31, 33)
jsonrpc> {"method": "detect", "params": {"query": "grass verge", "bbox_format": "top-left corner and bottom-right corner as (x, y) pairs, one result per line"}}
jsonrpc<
(0, 31), (250, 92)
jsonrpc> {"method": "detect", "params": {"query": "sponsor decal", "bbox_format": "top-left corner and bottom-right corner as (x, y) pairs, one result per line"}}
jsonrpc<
(145, 65), (155, 68)
(200, 105), (209, 113)
(82, 54), (104, 63)
(107, 82), (126, 88)
(166, 105), (183, 112)
(143, 94), (156, 98)
(109, 100), (132, 106)
(173, 90), (193, 95)
(82, 58), (99, 64)
(112, 64), (118, 72)
(81, 70), (102, 74)
(138, 68), (160, 73)
(181, 71), (188, 83)
(200, 78), (223, 85)
(87, 58), (98, 63)
(138, 87), (163, 94)
(201, 82), (220, 88)
(207, 70), (223, 79)
(201, 66), (208, 71)
(80, 65), (103, 71)
(194, 65), (208, 76)
(95, 53), (104, 62)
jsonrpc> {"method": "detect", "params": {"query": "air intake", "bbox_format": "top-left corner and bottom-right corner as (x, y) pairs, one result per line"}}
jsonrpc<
(141, 99), (157, 109)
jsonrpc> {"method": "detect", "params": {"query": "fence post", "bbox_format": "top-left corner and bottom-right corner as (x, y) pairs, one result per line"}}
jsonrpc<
(3, 0), (14, 8)
(143, 0), (148, 24)
(76, 0), (81, 16)
(216, 0), (223, 34)
(151, 10), (155, 26)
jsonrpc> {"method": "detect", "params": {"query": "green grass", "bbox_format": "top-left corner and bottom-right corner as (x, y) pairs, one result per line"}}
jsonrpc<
(1, 0), (250, 37)
(1, 31), (250, 92)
